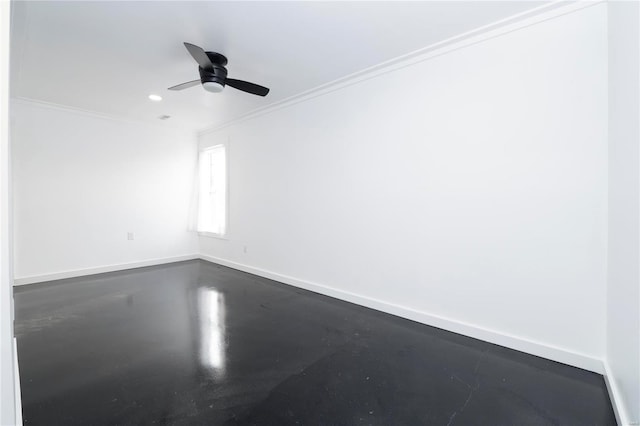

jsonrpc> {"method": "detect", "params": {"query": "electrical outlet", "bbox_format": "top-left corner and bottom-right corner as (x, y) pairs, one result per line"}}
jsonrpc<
(127, 232), (134, 241)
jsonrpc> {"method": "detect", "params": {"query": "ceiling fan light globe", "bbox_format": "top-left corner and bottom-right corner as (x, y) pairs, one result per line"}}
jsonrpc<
(203, 81), (224, 93)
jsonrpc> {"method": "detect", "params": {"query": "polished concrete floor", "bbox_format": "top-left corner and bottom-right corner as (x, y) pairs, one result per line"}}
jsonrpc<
(15, 260), (615, 425)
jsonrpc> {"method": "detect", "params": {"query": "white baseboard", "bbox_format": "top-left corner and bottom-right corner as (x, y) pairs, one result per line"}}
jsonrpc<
(13, 337), (22, 426)
(13, 254), (200, 286)
(604, 361), (634, 426)
(199, 254), (604, 374)
(12, 253), (606, 376)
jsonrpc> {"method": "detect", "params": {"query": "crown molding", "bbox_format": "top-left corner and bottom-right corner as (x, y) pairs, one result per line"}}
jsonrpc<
(10, 97), (198, 135)
(11, 1), (603, 139)
(198, 0), (603, 137)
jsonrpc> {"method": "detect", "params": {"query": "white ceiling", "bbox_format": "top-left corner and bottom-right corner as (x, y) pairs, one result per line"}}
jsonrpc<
(11, 1), (547, 132)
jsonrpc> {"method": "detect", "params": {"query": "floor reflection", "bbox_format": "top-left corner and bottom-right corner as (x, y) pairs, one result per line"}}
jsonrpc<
(14, 261), (617, 425)
(197, 287), (226, 374)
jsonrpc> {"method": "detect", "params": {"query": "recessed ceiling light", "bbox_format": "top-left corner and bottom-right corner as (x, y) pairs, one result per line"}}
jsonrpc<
(148, 94), (162, 102)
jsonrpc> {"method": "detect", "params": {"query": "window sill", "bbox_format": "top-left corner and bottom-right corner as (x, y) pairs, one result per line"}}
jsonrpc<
(198, 232), (228, 240)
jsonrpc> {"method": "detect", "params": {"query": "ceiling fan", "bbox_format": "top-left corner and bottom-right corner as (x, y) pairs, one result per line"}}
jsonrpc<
(168, 42), (270, 97)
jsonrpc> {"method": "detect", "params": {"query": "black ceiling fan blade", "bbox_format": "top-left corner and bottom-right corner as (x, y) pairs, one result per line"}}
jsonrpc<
(225, 79), (270, 96)
(168, 79), (201, 91)
(184, 42), (214, 70)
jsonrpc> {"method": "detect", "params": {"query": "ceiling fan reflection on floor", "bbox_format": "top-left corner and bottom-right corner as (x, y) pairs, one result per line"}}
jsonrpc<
(168, 42), (270, 97)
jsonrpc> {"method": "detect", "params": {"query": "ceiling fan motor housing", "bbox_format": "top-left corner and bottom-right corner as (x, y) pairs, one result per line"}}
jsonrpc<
(199, 65), (227, 88)
(199, 51), (228, 91)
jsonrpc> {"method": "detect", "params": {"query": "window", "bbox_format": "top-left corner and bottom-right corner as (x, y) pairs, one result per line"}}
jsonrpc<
(198, 144), (227, 236)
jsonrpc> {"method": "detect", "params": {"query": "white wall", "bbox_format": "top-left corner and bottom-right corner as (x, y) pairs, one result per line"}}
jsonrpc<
(607, 1), (640, 424)
(199, 4), (608, 370)
(1, 1), (18, 424)
(11, 101), (198, 280)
